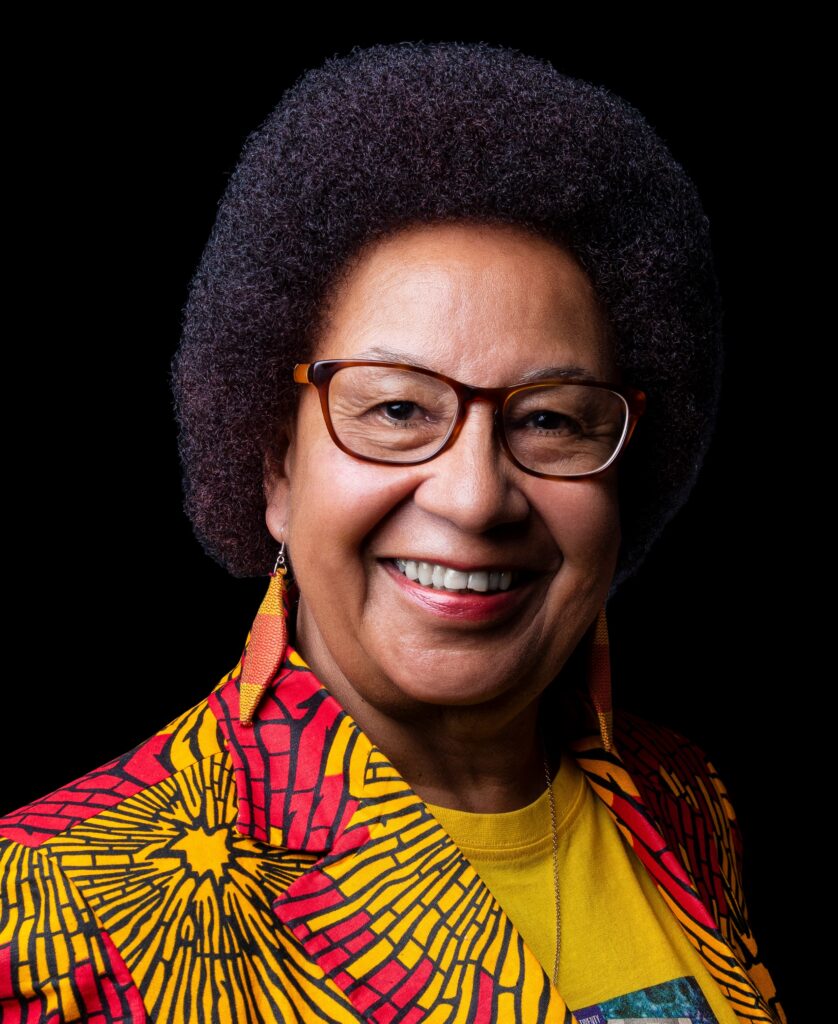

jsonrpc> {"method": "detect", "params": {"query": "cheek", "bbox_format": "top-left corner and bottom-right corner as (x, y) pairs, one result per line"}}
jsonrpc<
(285, 429), (420, 565)
(541, 476), (621, 573)
(534, 478), (620, 661)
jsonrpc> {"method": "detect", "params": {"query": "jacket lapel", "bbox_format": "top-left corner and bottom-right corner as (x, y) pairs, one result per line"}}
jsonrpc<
(273, 745), (574, 1023)
(570, 731), (781, 1024)
(211, 642), (575, 1022)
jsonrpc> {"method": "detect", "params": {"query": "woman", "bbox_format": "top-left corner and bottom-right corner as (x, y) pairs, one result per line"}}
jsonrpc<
(0, 42), (784, 1023)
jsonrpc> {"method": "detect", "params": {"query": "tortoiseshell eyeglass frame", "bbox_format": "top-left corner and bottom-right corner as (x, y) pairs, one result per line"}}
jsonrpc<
(292, 359), (646, 480)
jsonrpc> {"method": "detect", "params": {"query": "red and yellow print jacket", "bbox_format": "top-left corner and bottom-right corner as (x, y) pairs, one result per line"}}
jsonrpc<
(0, 603), (785, 1023)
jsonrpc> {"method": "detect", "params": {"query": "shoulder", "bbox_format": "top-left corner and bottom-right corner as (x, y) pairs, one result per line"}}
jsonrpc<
(612, 708), (738, 832)
(613, 708), (728, 790)
(0, 666), (356, 1021)
(611, 707), (746, 912)
(0, 691), (229, 850)
(576, 708), (741, 861)
(0, 693), (229, 1017)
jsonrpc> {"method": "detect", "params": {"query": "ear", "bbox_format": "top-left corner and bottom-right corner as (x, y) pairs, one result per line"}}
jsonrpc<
(263, 420), (295, 544)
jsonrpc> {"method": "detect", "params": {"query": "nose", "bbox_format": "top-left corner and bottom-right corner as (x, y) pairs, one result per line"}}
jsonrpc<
(412, 398), (530, 533)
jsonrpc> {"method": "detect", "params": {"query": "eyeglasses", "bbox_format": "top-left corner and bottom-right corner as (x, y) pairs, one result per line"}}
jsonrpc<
(293, 359), (646, 479)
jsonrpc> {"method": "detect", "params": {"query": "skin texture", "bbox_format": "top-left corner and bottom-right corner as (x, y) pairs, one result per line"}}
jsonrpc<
(264, 222), (621, 812)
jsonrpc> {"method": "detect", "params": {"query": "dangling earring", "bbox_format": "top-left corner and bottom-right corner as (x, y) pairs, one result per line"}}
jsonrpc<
(239, 543), (290, 727)
(586, 606), (614, 753)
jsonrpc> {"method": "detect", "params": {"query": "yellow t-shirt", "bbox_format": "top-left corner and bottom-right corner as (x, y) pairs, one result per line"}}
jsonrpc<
(424, 752), (739, 1023)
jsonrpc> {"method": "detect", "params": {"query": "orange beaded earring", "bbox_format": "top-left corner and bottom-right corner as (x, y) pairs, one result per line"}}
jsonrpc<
(587, 606), (614, 753)
(239, 544), (290, 727)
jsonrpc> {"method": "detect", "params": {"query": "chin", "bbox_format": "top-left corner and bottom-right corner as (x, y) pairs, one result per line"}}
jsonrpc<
(386, 666), (535, 714)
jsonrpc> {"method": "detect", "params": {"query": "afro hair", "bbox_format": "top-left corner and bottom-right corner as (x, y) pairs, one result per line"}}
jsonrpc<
(171, 40), (723, 588)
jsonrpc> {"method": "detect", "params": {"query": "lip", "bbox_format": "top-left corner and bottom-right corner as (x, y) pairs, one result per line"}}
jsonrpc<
(381, 558), (545, 623)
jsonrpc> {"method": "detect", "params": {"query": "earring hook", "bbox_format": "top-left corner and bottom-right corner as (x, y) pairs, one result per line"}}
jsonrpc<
(272, 542), (288, 576)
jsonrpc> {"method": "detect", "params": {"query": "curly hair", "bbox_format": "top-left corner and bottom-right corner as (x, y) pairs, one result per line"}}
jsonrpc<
(171, 40), (722, 588)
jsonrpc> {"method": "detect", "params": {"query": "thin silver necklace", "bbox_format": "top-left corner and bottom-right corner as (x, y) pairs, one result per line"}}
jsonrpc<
(543, 755), (561, 988)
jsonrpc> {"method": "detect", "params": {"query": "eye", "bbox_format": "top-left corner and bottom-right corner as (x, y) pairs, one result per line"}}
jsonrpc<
(520, 410), (581, 434)
(379, 401), (419, 422)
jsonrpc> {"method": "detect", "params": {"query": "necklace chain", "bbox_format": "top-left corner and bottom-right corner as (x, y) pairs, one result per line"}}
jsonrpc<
(543, 755), (561, 988)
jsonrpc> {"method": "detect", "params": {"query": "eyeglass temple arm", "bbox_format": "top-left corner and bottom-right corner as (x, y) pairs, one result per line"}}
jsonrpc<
(623, 389), (647, 446)
(293, 364), (313, 384)
(630, 389), (647, 415)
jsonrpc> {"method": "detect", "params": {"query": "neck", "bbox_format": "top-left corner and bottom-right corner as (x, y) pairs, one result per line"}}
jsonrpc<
(353, 694), (550, 813)
(289, 598), (559, 813)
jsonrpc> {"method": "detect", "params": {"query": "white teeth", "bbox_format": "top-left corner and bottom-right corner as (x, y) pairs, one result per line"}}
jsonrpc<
(468, 571), (489, 592)
(393, 559), (516, 593)
(443, 568), (470, 589)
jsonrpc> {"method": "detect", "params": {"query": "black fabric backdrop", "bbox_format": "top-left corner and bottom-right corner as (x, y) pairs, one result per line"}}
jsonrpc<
(6, 21), (808, 1017)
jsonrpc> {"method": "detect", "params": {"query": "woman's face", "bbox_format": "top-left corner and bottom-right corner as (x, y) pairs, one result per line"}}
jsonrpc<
(265, 222), (621, 727)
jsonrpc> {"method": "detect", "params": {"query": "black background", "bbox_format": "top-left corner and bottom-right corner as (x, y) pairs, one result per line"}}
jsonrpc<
(5, 20), (808, 1018)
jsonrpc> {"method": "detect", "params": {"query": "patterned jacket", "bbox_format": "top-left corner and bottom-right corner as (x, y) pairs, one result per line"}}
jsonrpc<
(0, 619), (785, 1023)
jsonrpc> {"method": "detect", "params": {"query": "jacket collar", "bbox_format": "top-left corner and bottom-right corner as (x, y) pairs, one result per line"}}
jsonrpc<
(207, 582), (779, 1024)
(209, 637), (372, 852)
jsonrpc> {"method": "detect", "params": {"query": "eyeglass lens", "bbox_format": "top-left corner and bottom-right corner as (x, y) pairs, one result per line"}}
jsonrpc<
(326, 365), (628, 476)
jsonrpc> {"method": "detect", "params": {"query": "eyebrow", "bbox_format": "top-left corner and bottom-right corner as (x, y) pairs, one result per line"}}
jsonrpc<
(351, 346), (599, 384)
(516, 365), (598, 384)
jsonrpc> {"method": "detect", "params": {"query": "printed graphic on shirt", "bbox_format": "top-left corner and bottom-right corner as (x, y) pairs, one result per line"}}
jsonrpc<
(572, 975), (717, 1024)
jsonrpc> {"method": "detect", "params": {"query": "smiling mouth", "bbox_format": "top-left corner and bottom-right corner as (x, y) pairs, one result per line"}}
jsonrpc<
(393, 558), (522, 593)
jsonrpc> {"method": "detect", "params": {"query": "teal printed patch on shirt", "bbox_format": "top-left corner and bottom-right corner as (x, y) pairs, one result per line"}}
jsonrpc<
(573, 975), (717, 1024)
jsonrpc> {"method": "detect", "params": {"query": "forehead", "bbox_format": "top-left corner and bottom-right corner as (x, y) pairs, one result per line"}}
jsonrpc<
(312, 222), (617, 385)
